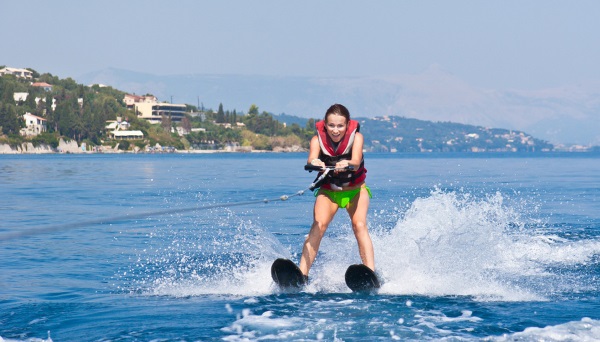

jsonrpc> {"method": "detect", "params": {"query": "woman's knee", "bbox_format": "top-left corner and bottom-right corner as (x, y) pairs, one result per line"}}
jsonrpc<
(311, 220), (329, 236)
(352, 221), (368, 234)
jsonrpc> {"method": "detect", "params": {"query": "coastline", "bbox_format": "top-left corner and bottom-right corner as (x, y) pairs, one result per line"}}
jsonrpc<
(1, 141), (596, 155)
(0, 141), (307, 154)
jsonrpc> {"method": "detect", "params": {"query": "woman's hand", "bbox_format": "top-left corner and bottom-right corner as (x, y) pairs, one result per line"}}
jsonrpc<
(335, 160), (351, 171)
(311, 158), (325, 169)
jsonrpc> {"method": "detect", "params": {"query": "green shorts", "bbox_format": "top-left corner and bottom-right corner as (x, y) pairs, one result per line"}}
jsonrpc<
(316, 186), (372, 208)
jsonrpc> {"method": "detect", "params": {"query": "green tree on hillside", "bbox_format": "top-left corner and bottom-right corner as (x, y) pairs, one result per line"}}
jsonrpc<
(0, 79), (16, 103)
(216, 103), (225, 123)
(248, 104), (259, 116)
(0, 103), (22, 134)
(242, 105), (285, 136)
(52, 95), (78, 139)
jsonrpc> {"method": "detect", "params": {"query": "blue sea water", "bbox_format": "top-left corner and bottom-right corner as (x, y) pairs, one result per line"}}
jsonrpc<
(0, 153), (599, 341)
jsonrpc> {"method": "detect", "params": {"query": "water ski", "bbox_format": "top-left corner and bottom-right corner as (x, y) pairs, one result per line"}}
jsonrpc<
(271, 258), (307, 289)
(344, 264), (380, 293)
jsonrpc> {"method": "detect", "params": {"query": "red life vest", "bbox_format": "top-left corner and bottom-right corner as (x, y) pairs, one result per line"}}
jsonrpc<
(315, 119), (367, 189)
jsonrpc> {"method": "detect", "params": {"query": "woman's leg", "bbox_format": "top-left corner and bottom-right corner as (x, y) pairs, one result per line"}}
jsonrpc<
(346, 187), (374, 271)
(299, 193), (338, 276)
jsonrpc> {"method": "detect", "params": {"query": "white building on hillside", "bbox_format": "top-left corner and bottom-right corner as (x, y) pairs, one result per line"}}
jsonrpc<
(0, 67), (33, 79)
(105, 119), (144, 140)
(110, 130), (144, 140)
(123, 94), (158, 109)
(21, 112), (47, 136)
(14, 92), (28, 102)
(134, 102), (187, 124)
(34, 96), (57, 113)
(123, 94), (186, 124)
(32, 82), (53, 91)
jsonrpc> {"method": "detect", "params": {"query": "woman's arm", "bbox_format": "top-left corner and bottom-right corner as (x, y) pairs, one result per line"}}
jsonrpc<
(308, 135), (325, 167)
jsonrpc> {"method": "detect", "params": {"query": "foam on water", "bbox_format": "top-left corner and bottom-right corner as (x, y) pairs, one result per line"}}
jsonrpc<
(119, 208), (290, 297)
(491, 317), (600, 342)
(369, 189), (600, 301)
(123, 189), (599, 302)
(0, 332), (53, 342)
(314, 188), (600, 301)
(221, 310), (307, 341)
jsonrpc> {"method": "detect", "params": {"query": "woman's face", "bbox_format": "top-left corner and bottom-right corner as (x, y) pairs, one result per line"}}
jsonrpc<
(325, 114), (347, 143)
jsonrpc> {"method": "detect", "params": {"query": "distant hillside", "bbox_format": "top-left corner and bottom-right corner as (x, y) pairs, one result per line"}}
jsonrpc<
(78, 67), (600, 146)
(273, 114), (553, 153)
(357, 116), (552, 152)
(0, 66), (561, 153)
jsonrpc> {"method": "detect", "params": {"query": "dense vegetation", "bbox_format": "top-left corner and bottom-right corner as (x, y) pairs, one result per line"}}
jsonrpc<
(0, 69), (132, 147)
(0, 68), (316, 151)
(186, 104), (315, 150)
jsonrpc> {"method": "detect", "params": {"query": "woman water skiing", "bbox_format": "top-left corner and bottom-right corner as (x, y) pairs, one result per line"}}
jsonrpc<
(299, 103), (374, 280)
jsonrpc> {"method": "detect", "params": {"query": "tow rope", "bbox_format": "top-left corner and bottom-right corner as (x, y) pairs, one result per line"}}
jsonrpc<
(0, 165), (337, 242)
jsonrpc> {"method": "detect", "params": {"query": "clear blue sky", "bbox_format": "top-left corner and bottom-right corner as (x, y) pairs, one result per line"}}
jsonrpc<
(2, 0), (600, 90)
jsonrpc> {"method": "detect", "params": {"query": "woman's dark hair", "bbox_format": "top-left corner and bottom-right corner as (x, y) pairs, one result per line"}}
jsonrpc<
(324, 103), (350, 122)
